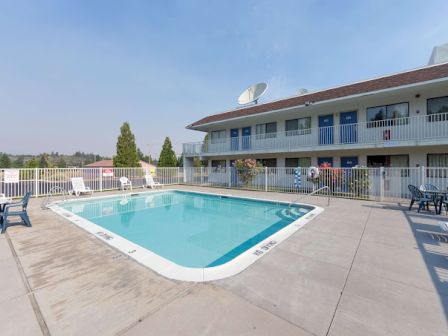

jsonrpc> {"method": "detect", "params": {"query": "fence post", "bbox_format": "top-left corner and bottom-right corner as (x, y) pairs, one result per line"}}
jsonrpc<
(420, 165), (426, 187)
(200, 167), (203, 185)
(379, 167), (384, 202)
(177, 167), (180, 185)
(228, 167), (231, 188)
(34, 168), (39, 197)
(265, 167), (268, 192)
(99, 168), (103, 192)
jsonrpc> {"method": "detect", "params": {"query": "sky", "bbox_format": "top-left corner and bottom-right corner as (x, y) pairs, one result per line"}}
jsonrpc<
(1, 0), (447, 158)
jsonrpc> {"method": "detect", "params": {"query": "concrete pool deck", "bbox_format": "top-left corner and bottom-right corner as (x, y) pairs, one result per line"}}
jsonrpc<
(1, 185), (447, 335)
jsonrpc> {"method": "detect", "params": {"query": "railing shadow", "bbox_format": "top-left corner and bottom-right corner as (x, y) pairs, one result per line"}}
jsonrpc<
(362, 202), (448, 320)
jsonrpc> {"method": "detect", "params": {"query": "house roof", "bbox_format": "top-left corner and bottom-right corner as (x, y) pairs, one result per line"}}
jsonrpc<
(187, 62), (448, 129)
(85, 160), (156, 168)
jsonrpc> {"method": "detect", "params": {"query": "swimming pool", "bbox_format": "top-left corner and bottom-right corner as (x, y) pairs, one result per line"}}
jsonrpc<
(51, 190), (323, 281)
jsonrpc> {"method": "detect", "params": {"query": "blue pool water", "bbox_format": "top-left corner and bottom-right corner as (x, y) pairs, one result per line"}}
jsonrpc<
(60, 191), (313, 268)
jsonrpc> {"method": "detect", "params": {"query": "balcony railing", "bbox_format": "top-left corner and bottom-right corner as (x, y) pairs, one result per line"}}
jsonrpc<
(183, 112), (448, 156)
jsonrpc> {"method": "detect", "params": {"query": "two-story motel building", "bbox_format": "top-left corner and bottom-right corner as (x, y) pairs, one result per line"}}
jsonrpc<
(183, 56), (448, 172)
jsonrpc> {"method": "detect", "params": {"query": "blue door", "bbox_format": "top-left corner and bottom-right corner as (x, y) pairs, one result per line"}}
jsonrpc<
(230, 129), (239, 151)
(341, 156), (358, 168)
(242, 127), (251, 150)
(319, 115), (334, 145)
(318, 157), (333, 167)
(340, 111), (357, 144)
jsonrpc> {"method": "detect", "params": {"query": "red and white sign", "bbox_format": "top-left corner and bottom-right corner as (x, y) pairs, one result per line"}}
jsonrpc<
(4, 169), (20, 183)
(102, 168), (114, 177)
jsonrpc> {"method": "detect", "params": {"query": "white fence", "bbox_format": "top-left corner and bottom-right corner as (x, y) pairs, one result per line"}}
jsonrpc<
(0, 166), (447, 202)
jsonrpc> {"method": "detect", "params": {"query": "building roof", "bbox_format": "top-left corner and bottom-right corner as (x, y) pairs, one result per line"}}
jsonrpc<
(85, 160), (156, 168)
(187, 62), (448, 129)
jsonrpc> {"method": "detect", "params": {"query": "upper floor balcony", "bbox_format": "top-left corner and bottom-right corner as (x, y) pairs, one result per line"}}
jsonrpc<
(183, 112), (448, 157)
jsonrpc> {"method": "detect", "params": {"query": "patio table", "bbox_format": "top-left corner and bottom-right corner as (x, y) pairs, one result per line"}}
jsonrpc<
(420, 190), (448, 215)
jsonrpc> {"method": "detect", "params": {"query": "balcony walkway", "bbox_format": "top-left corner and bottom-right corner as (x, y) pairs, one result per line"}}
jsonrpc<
(1, 186), (447, 335)
(183, 114), (448, 157)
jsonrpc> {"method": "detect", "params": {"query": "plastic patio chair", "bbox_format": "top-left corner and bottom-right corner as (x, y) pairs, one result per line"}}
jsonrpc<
(1, 192), (32, 234)
(70, 177), (94, 196)
(120, 177), (132, 191)
(420, 183), (441, 209)
(408, 185), (431, 212)
(144, 175), (162, 189)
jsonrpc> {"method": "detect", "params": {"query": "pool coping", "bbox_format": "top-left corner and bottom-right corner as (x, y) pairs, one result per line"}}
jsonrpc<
(48, 189), (324, 282)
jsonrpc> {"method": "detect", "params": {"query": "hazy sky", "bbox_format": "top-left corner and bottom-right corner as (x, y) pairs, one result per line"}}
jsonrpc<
(1, 0), (447, 158)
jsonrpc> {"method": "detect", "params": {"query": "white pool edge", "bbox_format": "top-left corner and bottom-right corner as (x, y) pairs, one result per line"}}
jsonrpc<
(49, 189), (324, 282)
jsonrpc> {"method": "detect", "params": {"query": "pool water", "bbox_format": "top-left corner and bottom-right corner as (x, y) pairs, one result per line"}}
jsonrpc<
(60, 191), (312, 268)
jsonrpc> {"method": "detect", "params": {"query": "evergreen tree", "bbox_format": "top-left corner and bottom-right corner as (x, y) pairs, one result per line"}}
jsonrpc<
(57, 157), (67, 168)
(137, 148), (146, 162)
(158, 137), (177, 167)
(113, 122), (140, 167)
(39, 153), (51, 168)
(0, 153), (11, 168)
(25, 158), (39, 168)
(12, 157), (24, 168)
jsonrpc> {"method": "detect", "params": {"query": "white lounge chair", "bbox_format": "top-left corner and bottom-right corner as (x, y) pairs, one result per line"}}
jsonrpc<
(439, 221), (448, 233)
(144, 175), (162, 189)
(120, 177), (132, 191)
(70, 177), (93, 197)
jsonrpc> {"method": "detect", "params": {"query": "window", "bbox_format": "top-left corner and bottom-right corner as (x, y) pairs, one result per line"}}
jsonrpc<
(427, 153), (448, 167)
(367, 155), (409, 167)
(285, 157), (311, 173)
(256, 122), (277, 139)
(367, 155), (409, 177)
(427, 96), (448, 122)
(211, 160), (226, 172)
(210, 130), (226, 144)
(427, 153), (448, 178)
(257, 158), (277, 168)
(285, 117), (311, 135)
(367, 102), (409, 127)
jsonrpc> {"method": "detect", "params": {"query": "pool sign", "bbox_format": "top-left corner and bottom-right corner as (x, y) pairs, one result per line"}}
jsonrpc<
(4, 169), (19, 183)
(102, 168), (114, 177)
(294, 168), (302, 188)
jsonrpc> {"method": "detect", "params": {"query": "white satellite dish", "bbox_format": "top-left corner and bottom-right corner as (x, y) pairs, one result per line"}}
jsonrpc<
(238, 82), (268, 105)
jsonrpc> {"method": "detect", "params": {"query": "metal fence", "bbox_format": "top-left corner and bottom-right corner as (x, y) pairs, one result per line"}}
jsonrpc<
(1, 166), (447, 203)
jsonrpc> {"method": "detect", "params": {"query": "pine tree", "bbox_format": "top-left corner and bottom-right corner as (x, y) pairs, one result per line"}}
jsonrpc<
(0, 153), (11, 168)
(25, 158), (39, 168)
(57, 157), (67, 168)
(39, 153), (51, 168)
(12, 157), (24, 168)
(158, 137), (177, 167)
(113, 122), (140, 167)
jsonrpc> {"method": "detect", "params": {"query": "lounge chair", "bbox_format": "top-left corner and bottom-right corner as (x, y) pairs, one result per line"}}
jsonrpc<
(439, 221), (448, 233)
(1, 192), (32, 234)
(70, 177), (94, 196)
(0, 193), (12, 202)
(120, 177), (132, 190)
(144, 175), (162, 189)
(408, 185), (431, 212)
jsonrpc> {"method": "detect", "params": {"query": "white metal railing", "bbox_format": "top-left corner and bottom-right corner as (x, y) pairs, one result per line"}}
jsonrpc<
(1, 166), (447, 203)
(0, 167), (183, 199)
(182, 112), (448, 155)
(181, 166), (448, 202)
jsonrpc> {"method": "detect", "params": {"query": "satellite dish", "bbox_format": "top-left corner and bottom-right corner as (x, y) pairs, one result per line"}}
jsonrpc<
(297, 88), (308, 96)
(238, 82), (268, 105)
